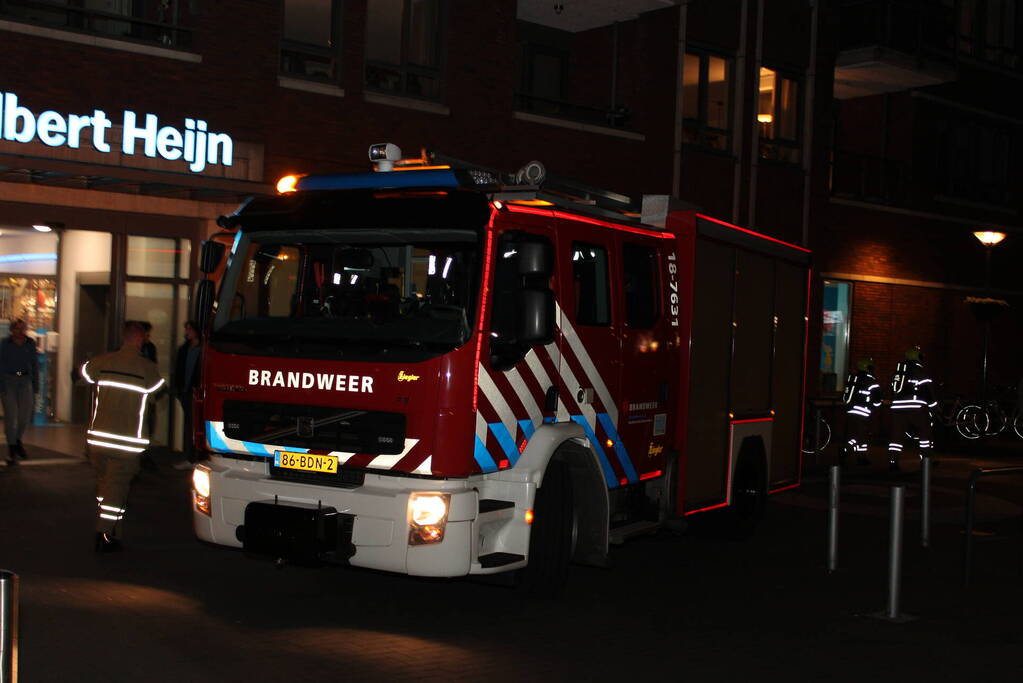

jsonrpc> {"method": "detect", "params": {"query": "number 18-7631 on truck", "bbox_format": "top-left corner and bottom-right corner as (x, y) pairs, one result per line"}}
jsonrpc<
(190, 144), (811, 593)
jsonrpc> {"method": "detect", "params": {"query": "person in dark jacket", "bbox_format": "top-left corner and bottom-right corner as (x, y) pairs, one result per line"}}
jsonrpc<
(172, 320), (201, 468)
(0, 319), (39, 464)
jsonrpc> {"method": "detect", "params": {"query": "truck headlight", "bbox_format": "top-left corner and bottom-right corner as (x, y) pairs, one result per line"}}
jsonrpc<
(408, 492), (450, 545)
(193, 465), (211, 516)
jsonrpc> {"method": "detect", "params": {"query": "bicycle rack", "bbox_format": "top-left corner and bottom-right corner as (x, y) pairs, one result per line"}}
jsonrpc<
(962, 465), (1023, 586)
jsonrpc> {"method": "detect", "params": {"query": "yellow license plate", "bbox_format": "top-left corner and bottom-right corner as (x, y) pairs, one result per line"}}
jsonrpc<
(274, 451), (338, 474)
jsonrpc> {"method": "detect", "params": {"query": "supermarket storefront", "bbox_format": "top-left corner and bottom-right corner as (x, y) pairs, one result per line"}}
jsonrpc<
(0, 89), (269, 447)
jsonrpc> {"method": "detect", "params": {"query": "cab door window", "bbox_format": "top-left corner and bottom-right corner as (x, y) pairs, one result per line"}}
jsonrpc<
(572, 241), (610, 326)
(622, 244), (659, 329)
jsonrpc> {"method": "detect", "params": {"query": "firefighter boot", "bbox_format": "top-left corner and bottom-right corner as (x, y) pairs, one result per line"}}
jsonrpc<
(95, 532), (123, 553)
(15, 441), (27, 459)
(6, 445), (18, 466)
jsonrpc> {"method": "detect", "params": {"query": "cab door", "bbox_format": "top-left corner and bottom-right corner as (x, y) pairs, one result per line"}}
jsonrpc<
(555, 221), (632, 488)
(614, 237), (674, 481)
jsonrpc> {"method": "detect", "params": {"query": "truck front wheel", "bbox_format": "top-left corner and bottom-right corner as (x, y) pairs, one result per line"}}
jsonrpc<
(519, 458), (575, 597)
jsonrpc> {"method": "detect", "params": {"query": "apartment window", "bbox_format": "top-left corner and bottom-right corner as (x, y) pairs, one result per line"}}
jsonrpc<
(960, 0), (1018, 67)
(365, 0), (443, 100)
(682, 52), (732, 151)
(622, 245), (659, 329)
(0, 0), (194, 47)
(280, 0), (341, 81)
(572, 242), (610, 327)
(940, 120), (1011, 205)
(758, 67), (801, 163)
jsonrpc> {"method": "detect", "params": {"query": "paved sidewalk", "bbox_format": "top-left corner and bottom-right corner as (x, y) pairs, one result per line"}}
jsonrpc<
(1, 435), (1022, 682)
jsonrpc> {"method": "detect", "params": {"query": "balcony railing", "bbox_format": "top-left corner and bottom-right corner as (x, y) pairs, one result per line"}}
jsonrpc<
(0, 0), (193, 48)
(836, 0), (955, 59)
(514, 93), (634, 131)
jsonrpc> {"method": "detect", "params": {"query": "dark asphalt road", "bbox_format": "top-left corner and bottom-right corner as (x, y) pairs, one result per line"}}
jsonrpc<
(2, 441), (1022, 682)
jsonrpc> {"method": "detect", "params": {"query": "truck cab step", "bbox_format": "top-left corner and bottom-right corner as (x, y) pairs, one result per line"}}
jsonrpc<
(478, 552), (525, 568)
(478, 499), (515, 513)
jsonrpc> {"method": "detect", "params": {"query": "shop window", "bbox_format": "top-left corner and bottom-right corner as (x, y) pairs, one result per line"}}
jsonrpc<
(0, 0), (194, 47)
(758, 67), (801, 164)
(125, 234), (192, 446)
(820, 280), (851, 393)
(127, 235), (180, 279)
(682, 51), (732, 151)
(0, 227), (59, 421)
(365, 0), (443, 100)
(280, 0), (341, 81)
(622, 244), (658, 329)
(572, 242), (610, 326)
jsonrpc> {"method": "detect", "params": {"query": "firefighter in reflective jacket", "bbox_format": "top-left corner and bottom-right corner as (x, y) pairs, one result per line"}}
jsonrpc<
(887, 346), (937, 472)
(842, 358), (882, 466)
(82, 321), (165, 552)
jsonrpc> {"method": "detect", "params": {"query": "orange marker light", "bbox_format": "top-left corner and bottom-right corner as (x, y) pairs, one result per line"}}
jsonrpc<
(525, 509), (534, 525)
(605, 439), (614, 448)
(276, 175), (299, 193)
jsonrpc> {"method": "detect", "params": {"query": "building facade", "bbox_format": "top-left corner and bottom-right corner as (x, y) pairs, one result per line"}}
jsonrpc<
(814, 0), (1023, 405)
(9, 1), (1005, 454)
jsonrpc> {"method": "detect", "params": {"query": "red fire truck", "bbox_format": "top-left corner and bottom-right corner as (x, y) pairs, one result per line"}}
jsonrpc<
(191, 145), (810, 592)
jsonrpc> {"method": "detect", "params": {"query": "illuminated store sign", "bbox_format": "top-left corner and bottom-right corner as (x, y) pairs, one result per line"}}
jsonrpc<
(0, 91), (233, 173)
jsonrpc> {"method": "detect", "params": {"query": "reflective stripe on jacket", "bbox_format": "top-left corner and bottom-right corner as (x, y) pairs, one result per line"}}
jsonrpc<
(83, 345), (165, 453)
(844, 370), (882, 417)
(891, 361), (937, 410)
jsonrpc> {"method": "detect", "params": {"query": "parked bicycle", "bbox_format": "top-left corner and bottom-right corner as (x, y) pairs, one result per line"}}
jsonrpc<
(936, 384), (1023, 441)
(801, 397), (841, 455)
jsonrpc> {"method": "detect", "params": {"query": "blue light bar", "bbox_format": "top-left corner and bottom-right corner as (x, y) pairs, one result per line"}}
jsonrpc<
(296, 169), (461, 192)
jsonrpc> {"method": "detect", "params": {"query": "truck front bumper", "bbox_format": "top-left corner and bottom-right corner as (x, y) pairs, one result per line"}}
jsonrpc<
(193, 456), (478, 577)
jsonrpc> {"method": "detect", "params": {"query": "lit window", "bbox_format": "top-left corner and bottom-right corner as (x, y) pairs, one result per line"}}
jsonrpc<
(682, 52), (732, 151)
(758, 67), (801, 163)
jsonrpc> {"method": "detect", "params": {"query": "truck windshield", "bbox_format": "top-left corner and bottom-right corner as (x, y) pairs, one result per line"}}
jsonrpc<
(212, 228), (482, 360)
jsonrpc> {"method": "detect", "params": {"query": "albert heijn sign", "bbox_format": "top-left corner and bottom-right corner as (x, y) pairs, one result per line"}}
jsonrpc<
(0, 90), (233, 173)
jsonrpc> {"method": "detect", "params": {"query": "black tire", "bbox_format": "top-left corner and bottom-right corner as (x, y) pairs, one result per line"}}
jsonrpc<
(519, 458), (574, 597)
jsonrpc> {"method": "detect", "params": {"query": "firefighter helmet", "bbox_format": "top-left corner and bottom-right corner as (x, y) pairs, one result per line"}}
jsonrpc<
(905, 346), (922, 362)
(856, 358), (874, 372)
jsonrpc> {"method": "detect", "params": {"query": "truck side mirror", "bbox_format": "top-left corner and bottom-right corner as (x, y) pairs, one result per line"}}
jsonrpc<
(515, 288), (555, 345)
(194, 280), (216, 332)
(199, 240), (227, 275)
(516, 240), (553, 278)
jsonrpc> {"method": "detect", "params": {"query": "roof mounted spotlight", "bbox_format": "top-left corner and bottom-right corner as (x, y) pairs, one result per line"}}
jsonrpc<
(33, 222), (61, 232)
(369, 143), (402, 172)
(514, 160), (546, 186)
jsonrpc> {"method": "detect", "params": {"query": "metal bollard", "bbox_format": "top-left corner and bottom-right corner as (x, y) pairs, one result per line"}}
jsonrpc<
(827, 465), (840, 573)
(921, 455), (931, 548)
(0, 570), (17, 683)
(886, 486), (905, 620)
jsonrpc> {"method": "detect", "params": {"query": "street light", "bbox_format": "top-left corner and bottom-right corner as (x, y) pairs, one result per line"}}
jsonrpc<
(972, 229), (1007, 399)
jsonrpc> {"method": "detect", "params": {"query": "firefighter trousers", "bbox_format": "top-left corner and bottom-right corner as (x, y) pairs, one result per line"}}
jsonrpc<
(844, 413), (871, 459)
(88, 446), (141, 534)
(888, 408), (933, 461)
